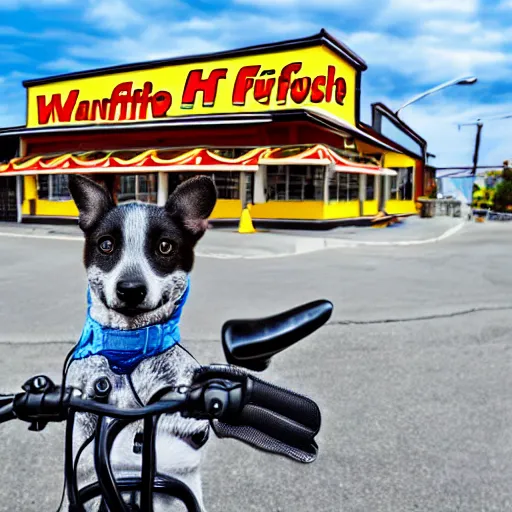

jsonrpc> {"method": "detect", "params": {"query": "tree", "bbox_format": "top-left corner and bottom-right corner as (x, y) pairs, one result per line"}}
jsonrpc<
(493, 168), (512, 212)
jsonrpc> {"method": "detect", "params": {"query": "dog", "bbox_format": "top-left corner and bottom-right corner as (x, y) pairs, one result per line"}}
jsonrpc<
(60, 174), (217, 512)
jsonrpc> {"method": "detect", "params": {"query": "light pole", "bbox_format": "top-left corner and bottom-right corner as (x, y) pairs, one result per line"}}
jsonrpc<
(458, 112), (512, 176)
(395, 76), (478, 119)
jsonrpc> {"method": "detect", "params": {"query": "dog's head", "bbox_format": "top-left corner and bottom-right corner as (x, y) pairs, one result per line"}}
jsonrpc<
(69, 174), (217, 329)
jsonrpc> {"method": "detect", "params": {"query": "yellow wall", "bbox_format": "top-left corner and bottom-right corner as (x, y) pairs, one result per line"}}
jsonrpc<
(363, 200), (379, 216)
(251, 200), (372, 220)
(21, 176), (78, 216)
(25, 199), (78, 217)
(251, 201), (325, 220)
(24, 176), (37, 201)
(385, 200), (417, 215)
(384, 152), (417, 168)
(211, 199), (243, 219)
(324, 200), (360, 219)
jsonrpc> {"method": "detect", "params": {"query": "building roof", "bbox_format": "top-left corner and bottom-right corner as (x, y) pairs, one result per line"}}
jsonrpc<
(359, 122), (422, 160)
(23, 29), (367, 88)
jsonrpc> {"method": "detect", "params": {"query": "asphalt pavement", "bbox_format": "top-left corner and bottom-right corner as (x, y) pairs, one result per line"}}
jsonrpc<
(1, 219), (512, 511)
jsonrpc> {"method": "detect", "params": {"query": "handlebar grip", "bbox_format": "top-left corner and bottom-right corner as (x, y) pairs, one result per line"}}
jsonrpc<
(191, 365), (321, 463)
(248, 378), (320, 433)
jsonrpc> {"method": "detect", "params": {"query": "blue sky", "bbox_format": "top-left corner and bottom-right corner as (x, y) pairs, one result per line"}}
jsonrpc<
(1, 0), (512, 168)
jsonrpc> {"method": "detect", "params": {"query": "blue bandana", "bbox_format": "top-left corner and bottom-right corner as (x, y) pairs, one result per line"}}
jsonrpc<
(72, 278), (190, 375)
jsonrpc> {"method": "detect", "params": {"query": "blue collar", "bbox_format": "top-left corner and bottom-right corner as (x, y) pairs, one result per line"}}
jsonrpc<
(72, 278), (190, 375)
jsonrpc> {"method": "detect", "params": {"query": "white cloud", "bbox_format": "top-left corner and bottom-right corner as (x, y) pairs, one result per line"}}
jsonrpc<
(39, 57), (91, 72)
(68, 31), (224, 63)
(421, 19), (508, 47)
(336, 30), (509, 85)
(0, 71), (29, 128)
(366, 93), (512, 168)
(389, 0), (478, 14)
(232, 0), (351, 6)
(85, 0), (142, 31)
(423, 20), (479, 35)
(68, 13), (315, 63)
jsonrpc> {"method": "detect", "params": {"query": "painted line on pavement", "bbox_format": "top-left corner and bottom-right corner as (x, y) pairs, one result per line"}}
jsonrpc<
(0, 231), (83, 241)
(0, 221), (467, 259)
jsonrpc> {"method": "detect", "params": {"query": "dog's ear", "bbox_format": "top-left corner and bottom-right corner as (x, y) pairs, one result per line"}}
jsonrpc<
(68, 174), (114, 231)
(166, 176), (217, 240)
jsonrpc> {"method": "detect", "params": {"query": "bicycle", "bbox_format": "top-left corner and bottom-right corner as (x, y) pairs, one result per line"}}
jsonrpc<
(0, 299), (332, 511)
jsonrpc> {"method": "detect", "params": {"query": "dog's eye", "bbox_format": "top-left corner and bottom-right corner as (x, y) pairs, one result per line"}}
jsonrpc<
(98, 236), (115, 254)
(158, 239), (173, 255)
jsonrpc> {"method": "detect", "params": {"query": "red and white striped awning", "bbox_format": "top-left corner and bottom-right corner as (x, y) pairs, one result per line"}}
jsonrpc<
(0, 148), (265, 176)
(0, 144), (396, 176)
(259, 144), (397, 176)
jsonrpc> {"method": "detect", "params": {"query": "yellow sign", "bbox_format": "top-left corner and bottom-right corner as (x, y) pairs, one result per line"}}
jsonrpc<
(26, 46), (357, 128)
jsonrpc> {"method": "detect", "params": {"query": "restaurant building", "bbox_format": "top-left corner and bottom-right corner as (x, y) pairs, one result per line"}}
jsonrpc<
(0, 29), (428, 228)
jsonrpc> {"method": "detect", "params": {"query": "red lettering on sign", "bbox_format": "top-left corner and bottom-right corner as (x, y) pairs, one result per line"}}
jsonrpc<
(36, 90), (79, 125)
(108, 82), (133, 121)
(290, 77), (311, 104)
(232, 65), (261, 106)
(311, 76), (326, 103)
(276, 63), (302, 105)
(34, 61), (349, 125)
(91, 99), (110, 121)
(326, 66), (346, 105)
(181, 69), (227, 109)
(151, 91), (172, 117)
(253, 78), (275, 105)
(75, 100), (90, 121)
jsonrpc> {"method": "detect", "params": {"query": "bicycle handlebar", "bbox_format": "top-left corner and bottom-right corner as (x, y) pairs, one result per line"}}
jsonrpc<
(0, 367), (321, 511)
(0, 367), (321, 464)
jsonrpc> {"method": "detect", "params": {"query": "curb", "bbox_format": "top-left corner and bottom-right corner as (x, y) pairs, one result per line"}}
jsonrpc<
(0, 221), (467, 259)
(198, 221), (468, 259)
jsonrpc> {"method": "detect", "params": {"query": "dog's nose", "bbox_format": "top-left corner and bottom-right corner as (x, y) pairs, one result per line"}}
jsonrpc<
(116, 280), (147, 306)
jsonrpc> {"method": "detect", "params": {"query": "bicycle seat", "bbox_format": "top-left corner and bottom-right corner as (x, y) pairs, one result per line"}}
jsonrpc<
(221, 299), (333, 371)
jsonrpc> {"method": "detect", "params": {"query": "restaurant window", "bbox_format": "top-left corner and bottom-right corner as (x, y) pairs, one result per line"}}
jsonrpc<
(137, 174), (157, 204)
(266, 166), (287, 200)
(245, 173), (254, 204)
(211, 172), (240, 199)
(168, 172), (241, 200)
(118, 175), (136, 203)
(328, 173), (359, 202)
(266, 166), (324, 201)
(37, 175), (49, 200)
(37, 174), (71, 201)
(390, 167), (414, 200)
(366, 175), (375, 201)
(118, 174), (157, 204)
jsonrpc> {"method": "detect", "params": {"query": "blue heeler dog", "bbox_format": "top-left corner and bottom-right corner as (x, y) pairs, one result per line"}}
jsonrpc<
(61, 174), (217, 511)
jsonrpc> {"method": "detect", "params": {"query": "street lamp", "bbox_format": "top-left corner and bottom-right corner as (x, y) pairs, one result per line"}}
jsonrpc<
(395, 76), (478, 119)
(458, 112), (512, 176)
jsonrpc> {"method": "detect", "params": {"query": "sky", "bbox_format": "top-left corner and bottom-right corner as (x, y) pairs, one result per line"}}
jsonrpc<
(1, 0), (511, 168)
